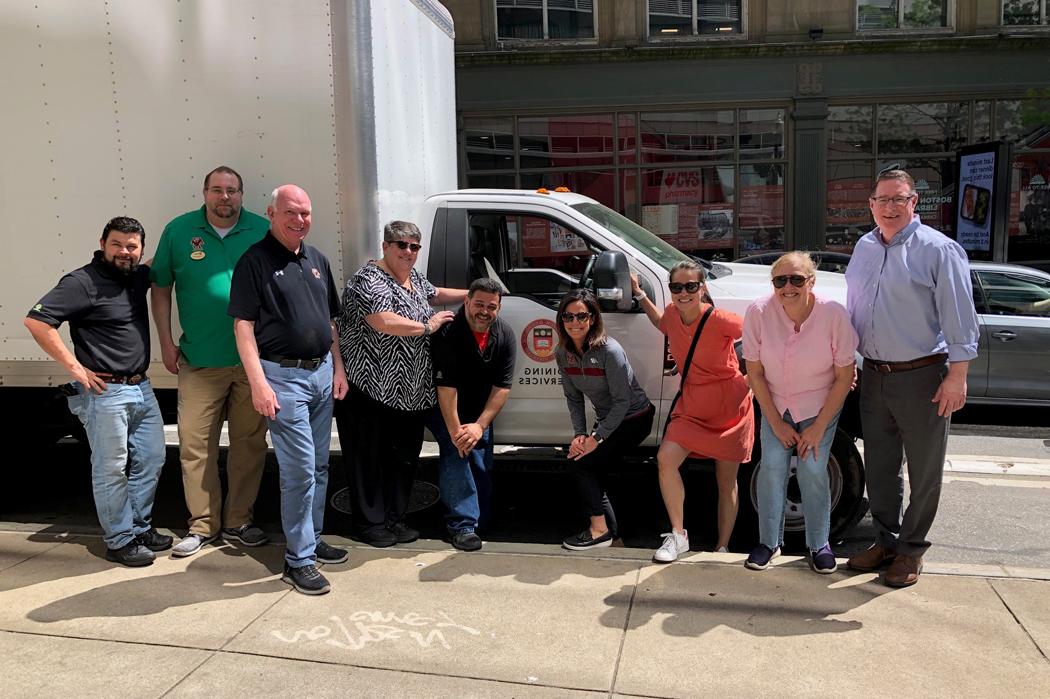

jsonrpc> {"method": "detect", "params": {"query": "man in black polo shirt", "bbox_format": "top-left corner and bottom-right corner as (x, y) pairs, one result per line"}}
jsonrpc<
(24, 216), (170, 567)
(229, 184), (348, 596)
(428, 278), (516, 551)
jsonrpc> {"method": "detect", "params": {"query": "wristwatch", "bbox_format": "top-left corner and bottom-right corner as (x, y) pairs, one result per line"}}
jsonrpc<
(589, 430), (604, 445)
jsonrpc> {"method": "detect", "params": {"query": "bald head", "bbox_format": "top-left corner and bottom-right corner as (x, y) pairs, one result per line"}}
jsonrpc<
(267, 184), (312, 252)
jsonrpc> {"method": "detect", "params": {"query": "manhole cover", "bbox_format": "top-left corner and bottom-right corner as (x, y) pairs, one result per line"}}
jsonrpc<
(330, 480), (441, 515)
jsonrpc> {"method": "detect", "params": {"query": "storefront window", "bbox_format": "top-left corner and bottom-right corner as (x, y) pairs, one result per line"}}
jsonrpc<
(497, 0), (595, 40)
(464, 117), (515, 171)
(618, 114), (637, 165)
(878, 102), (969, 154)
(639, 111), (734, 163)
(467, 174), (516, 189)
(520, 170), (616, 205)
(826, 161), (873, 251)
(648, 1), (744, 37)
(857, 1), (950, 31)
(974, 101), (993, 142)
(1002, 1), (1048, 25)
(739, 109), (784, 160)
(738, 164), (785, 254)
(828, 106), (873, 157)
(638, 165), (735, 258)
(518, 115), (614, 169)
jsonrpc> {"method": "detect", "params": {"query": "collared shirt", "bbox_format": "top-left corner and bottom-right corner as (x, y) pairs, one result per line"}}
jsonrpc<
(227, 233), (340, 359)
(432, 306), (516, 424)
(742, 293), (858, 422)
(846, 216), (979, 363)
(150, 206), (269, 367)
(27, 251), (151, 375)
(556, 337), (650, 440)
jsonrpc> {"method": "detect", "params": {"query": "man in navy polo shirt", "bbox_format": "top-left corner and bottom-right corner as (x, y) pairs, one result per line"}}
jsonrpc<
(428, 277), (516, 551)
(228, 184), (348, 596)
(25, 216), (170, 567)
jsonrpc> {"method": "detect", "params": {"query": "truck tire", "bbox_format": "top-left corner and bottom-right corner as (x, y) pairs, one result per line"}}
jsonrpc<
(740, 427), (866, 551)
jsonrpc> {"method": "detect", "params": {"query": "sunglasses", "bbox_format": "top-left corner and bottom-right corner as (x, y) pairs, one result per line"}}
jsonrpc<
(560, 311), (592, 323)
(668, 281), (701, 294)
(389, 240), (422, 252)
(772, 275), (809, 288)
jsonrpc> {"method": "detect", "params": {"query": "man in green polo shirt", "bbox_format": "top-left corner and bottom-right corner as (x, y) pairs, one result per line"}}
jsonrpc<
(151, 165), (271, 557)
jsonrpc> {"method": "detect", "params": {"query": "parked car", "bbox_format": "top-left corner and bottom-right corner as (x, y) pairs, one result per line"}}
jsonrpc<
(968, 262), (1050, 405)
(735, 250), (852, 274)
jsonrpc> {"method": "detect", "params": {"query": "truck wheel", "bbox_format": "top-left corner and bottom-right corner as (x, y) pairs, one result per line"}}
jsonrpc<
(742, 428), (866, 551)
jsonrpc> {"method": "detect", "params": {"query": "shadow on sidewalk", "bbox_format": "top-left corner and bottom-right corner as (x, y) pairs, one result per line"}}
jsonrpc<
(599, 563), (890, 639)
(417, 550), (636, 585)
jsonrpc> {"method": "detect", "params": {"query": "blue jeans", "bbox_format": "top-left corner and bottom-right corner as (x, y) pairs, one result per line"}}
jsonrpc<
(757, 409), (840, 551)
(426, 409), (493, 533)
(261, 355), (334, 568)
(66, 380), (166, 550)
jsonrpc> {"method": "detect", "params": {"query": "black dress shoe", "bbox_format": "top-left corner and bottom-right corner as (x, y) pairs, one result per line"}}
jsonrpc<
(352, 525), (397, 548)
(387, 521), (419, 544)
(135, 527), (173, 552)
(105, 542), (156, 567)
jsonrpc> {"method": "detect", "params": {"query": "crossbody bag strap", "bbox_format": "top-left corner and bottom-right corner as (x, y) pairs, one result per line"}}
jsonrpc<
(663, 305), (714, 436)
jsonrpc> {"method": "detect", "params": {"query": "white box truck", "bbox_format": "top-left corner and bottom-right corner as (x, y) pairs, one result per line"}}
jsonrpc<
(0, 0), (866, 543)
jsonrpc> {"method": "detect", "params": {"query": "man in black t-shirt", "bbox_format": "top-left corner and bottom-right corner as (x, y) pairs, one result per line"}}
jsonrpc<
(428, 278), (516, 551)
(24, 217), (170, 567)
(228, 184), (348, 596)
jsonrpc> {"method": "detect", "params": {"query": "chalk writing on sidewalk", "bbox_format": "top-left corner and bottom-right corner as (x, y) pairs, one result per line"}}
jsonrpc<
(271, 611), (481, 650)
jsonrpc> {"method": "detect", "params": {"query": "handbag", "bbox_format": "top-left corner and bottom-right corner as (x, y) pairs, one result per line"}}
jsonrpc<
(663, 305), (714, 436)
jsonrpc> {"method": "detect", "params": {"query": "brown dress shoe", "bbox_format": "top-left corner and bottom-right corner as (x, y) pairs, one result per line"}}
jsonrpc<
(885, 554), (923, 587)
(846, 542), (897, 572)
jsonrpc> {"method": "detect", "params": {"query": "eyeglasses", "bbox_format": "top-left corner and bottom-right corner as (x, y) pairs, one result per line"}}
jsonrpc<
(206, 187), (241, 197)
(772, 275), (809, 288)
(668, 281), (701, 294)
(560, 312), (592, 323)
(870, 195), (914, 207)
(389, 240), (422, 252)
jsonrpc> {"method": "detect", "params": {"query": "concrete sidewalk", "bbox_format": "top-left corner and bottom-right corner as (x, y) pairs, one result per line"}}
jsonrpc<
(1, 529), (1048, 698)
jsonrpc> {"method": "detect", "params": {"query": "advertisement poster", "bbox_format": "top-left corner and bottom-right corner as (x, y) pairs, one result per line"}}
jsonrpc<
(521, 218), (587, 257)
(641, 205), (678, 239)
(956, 151), (996, 252)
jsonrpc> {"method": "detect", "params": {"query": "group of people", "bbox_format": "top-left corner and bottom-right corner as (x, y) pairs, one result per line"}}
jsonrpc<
(24, 167), (978, 596)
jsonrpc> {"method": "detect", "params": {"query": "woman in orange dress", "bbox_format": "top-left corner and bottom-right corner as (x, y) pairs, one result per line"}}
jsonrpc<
(633, 260), (754, 562)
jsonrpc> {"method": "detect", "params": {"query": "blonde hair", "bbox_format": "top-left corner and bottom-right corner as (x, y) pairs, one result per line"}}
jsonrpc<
(771, 251), (817, 278)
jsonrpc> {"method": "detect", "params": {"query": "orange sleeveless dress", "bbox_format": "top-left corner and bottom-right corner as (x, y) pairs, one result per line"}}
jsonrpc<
(660, 304), (754, 463)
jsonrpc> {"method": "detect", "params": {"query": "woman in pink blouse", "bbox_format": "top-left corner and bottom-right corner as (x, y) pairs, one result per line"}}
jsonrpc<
(741, 252), (858, 574)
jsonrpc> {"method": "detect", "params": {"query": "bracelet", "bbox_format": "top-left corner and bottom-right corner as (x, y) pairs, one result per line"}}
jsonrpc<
(421, 321), (431, 337)
(634, 291), (647, 301)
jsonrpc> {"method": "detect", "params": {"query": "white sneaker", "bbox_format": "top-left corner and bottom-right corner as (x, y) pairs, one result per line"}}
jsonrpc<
(171, 533), (217, 558)
(653, 530), (689, 563)
(716, 546), (728, 553)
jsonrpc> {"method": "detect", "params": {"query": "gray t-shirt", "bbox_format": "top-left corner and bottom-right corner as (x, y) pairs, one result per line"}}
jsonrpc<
(555, 336), (650, 440)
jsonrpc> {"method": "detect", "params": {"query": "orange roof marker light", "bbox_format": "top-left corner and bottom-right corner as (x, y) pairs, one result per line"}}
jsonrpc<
(554, 186), (571, 193)
(535, 188), (551, 194)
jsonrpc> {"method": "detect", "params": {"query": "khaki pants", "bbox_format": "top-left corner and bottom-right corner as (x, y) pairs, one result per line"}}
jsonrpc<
(178, 361), (268, 536)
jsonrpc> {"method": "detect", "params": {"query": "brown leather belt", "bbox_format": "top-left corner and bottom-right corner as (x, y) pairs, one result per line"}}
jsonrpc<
(863, 354), (947, 374)
(97, 372), (147, 385)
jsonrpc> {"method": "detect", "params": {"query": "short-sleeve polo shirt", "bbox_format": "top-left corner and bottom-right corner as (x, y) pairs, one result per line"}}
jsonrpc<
(150, 206), (269, 367)
(228, 233), (341, 360)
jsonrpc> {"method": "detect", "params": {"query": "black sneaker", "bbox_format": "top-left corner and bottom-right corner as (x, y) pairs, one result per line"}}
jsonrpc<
(135, 527), (173, 552)
(281, 563), (331, 595)
(105, 542), (156, 567)
(744, 544), (780, 571)
(562, 529), (613, 551)
(809, 543), (838, 574)
(352, 525), (397, 548)
(222, 523), (270, 547)
(387, 521), (419, 544)
(450, 530), (482, 552)
(315, 540), (349, 565)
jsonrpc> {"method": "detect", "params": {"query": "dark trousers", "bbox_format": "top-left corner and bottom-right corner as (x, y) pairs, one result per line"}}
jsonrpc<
(567, 404), (655, 537)
(860, 360), (950, 557)
(335, 382), (426, 533)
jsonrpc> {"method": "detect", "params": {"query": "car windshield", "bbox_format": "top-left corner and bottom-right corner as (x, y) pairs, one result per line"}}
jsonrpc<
(571, 202), (699, 274)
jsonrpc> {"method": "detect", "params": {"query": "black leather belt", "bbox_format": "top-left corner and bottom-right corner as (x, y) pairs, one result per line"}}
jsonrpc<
(863, 353), (947, 374)
(262, 353), (325, 370)
(97, 372), (147, 385)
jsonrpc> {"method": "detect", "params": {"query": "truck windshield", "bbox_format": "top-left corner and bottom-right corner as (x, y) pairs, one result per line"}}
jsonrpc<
(571, 202), (691, 272)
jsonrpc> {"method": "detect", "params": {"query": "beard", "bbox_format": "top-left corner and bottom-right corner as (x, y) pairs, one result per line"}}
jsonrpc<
(103, 255), (139, 275)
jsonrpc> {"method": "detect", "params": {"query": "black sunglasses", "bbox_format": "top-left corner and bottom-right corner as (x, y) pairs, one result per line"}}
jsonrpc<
(772, 275), (809, 288)
(668, 281), (701, 294)
(560, 311), (592, 323)
(390, 240), (422, 252)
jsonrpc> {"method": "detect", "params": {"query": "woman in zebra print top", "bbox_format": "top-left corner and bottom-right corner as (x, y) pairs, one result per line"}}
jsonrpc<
(334, 221), (467, 547)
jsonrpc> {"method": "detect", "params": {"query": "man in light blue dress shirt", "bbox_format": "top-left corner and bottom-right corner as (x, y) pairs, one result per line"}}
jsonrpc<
(844, 169), (979, 588)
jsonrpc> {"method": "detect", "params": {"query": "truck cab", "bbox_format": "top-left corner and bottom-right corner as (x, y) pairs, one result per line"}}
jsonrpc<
(418, 189), (866, 543)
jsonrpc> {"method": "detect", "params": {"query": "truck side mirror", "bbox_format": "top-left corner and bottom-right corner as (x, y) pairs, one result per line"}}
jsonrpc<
(592, 250), (632, 312)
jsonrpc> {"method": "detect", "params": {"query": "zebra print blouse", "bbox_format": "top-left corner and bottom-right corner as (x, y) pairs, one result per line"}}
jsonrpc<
(338, 261), (438, 411)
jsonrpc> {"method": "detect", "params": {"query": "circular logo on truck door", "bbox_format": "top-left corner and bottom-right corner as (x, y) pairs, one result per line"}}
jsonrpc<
(521, 319), (558, 362)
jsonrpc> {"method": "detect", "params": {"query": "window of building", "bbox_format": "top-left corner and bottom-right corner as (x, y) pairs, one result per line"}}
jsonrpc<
(496, 0), (595, 40)
(1003, 0), (1049, 25)
(856, 0), (951, 31)
(648, 1), (744, 37)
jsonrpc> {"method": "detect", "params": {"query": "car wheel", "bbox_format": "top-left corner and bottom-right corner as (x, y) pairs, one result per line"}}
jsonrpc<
(740, 427), (866, 552)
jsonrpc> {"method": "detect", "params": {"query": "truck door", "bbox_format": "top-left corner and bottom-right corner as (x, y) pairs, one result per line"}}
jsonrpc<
(439, 204), (665, 446)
